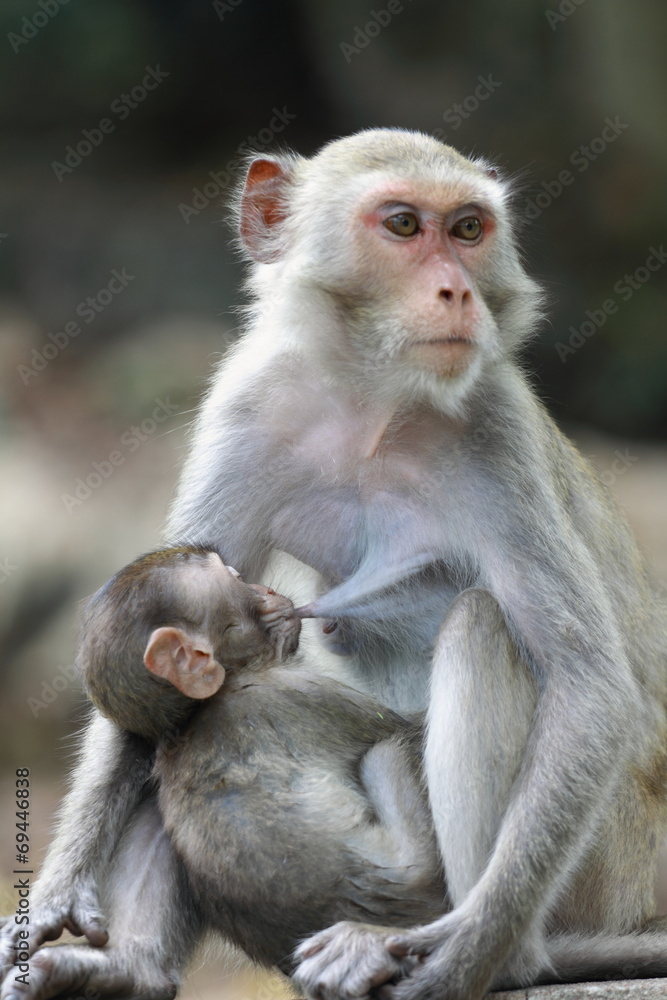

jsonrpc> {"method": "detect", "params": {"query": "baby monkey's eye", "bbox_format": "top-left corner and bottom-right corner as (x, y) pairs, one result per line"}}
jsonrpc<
(383, 212), (420, 237)
(451, 216), (482, 242)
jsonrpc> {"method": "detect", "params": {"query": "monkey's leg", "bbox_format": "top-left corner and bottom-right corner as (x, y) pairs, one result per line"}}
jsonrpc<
(374, 588), (547, 1000)
(1, 797), (203, 1000)
(425, 588), (537, 912)
(292, 736), (442, 1000)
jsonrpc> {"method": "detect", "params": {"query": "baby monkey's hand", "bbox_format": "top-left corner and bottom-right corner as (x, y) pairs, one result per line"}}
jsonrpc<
(247, 583), (301, 660)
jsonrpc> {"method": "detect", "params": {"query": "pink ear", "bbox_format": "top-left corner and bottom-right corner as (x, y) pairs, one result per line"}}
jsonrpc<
(144, 627), (225, 699)
(239, 158), (291, 263)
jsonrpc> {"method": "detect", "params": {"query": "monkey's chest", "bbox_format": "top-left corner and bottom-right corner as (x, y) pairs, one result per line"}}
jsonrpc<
(269, 458), (450, 585)
(269, 402), (460, 581)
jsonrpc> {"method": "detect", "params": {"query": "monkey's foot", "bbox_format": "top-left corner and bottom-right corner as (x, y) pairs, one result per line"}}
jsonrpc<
(294, 914), (505, 1000)
(380, 914), (546, 1000)
(0, 893), (108, 978)
(0, 944), (177, 1000)
(375, 914), (528, 1000)
(292, 921), (420, 1000)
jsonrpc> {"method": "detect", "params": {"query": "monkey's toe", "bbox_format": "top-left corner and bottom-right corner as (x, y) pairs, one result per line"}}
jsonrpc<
(0, 945), (177, 1000)
(293, 922), (419, 1000)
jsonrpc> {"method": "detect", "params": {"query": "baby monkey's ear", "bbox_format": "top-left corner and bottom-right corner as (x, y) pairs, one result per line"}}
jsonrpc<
(144, 627), (225, 699)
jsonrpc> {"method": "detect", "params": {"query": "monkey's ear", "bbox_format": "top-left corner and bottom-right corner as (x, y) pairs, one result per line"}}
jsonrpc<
(144, 626), (225, 700)
(239, 158), (293, 263)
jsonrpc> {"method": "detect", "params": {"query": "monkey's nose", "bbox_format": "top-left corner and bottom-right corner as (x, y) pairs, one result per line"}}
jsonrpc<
(439, 286), (473, 308)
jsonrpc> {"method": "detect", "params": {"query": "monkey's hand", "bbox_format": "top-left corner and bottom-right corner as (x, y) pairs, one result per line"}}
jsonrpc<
(0, 883), (108, 980)
(375, 912), (517, 1000)
(292, 921), (421, 1000)
(248, 585), (301, 660)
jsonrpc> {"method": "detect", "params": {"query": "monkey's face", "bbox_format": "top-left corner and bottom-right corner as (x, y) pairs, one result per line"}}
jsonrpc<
(195, 556), (301, 671)
(348, 179), (498, 378)
(239, 130), (542, 411)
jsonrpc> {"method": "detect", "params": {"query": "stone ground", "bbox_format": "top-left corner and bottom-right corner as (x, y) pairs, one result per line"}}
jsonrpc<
(183, 969), (667, 1000)
(492, 983), (667, 998)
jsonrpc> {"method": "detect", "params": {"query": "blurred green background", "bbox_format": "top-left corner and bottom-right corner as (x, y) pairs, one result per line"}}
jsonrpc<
(0, 4), (666, 989)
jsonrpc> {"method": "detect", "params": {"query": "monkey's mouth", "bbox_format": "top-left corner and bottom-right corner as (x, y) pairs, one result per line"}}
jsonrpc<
(410, 336), (475, 346)
(407, 337), (476, 377)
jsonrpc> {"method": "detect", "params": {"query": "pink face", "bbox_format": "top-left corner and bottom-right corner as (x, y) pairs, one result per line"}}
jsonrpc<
(352, 179), (499, 378)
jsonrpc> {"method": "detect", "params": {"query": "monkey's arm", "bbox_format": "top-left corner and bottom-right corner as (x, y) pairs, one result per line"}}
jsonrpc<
(165, 375), (287, 580)
(0, 712), (154, 973)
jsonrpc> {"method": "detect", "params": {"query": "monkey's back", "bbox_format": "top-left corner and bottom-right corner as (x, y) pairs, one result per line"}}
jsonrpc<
(154, 666), (444, 970)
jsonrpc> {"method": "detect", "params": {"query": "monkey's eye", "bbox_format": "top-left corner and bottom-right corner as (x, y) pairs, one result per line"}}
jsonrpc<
(383, 213), (420, 237)
(451, 216), (482, 242)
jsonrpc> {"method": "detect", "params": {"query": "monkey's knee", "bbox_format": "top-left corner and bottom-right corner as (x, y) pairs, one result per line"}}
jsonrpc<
(430, 587), (536, 755)
(435, 588), (530, 689)
(437, 587), (506, 654)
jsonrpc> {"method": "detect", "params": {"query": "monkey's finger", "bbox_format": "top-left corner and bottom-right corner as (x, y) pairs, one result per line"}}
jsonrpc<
(0, 919), (64, 977)
(0, 946), (166, 1000)
(351, 962), (402, 996)
(0, 935), (15, 975)
(69, 902), (109, 947)
(0, 919), (62, 967)
(295, 939), (326, 959)
(385, 935), (432, 958)
(27, 918), (74, 951)
(66, 916), (109, 948)
(294, 925), (341, 960)
(372, 955), (422, 999)
(384, 938), (408, 958)
(295, 604), (317, 618)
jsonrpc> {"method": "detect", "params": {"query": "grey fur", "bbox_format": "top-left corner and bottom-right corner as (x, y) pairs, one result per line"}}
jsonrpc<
(1, 129), (666, 1000)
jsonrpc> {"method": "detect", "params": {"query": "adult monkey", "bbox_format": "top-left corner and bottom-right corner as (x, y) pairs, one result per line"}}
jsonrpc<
(1, 129), (667, 1000)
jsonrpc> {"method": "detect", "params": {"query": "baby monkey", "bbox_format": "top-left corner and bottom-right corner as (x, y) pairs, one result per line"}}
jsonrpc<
(77, 546), (444, 987)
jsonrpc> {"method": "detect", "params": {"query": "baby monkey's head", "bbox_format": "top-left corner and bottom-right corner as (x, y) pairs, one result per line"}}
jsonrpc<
(77, 546), (300, 741)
